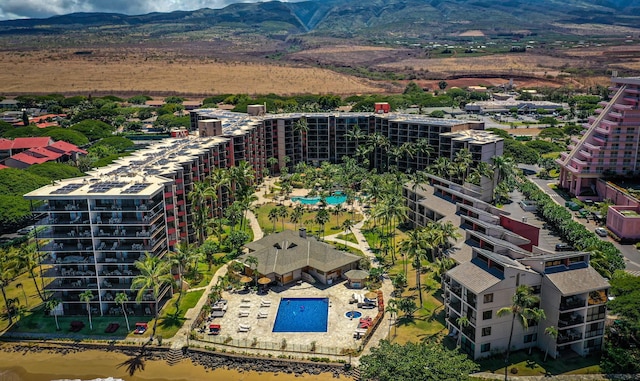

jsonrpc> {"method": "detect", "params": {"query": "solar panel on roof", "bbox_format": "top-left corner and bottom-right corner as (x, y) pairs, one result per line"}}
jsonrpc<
(51, 183), (83, 194)
(122, 183), (151, 194)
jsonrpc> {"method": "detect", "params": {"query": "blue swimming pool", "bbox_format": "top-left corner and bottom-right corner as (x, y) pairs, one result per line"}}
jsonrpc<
(291, 191), (346, 206)
(272, 297), (329, 333)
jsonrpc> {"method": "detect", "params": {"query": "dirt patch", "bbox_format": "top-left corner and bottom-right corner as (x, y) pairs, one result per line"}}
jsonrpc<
(0, 49), (388, 96)
(458, 30), (485, 37)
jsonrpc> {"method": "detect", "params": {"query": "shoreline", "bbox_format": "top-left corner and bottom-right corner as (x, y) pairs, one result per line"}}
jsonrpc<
(0, 341), (354, 381)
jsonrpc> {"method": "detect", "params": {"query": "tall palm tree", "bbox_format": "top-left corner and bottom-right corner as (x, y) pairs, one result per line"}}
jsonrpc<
(268, 207), (279, 233)
(544, 326), (559, 362)
(527, 308), (546, 354)
(345, 124), (367, 152)
(497, 284), (540, 380)
(79, 290), (94, 330)
(341, 218), (355, 248)
(293, 118), (309, 163)
(17, 244), (45, 302)
(45, 297), (61, 330)
(456, 315), (470, 348)
(453, 148), (473, 183)
(277, 205), (289, 230)
(188, 181), (211, 245)
(385, 299), (399, 339)
(115, 292), (131, 332)
(290, 204), (304, 229)
(414, 138), (433, 168)
(492, 155), (517, 185)
(208, 167), (231, 241)
(430, 157), (452, 179)
(314, 208), (330, 239)
(15, 283), (27, 308)
(0, 249), (17, 326)
(131, 253), (173, 341)
(244, 255), (259, 287)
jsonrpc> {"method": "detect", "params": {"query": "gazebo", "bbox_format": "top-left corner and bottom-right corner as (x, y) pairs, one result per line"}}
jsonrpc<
(345, 269), (369, 289)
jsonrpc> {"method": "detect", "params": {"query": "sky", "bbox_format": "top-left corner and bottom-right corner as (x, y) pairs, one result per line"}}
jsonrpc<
(0, 0), (287, 21)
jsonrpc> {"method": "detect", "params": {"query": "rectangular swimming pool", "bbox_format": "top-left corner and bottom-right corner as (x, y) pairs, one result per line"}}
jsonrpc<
(272, 297), (329, 333)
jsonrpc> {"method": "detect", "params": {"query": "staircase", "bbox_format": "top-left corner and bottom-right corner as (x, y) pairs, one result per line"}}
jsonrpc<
(166, 344), (184, 366)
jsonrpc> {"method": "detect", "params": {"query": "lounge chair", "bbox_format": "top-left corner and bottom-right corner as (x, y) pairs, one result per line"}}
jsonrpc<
(260, 299), (271, 305)
(260, 301), (271, 308)
(257, 311), (268, 319)
(239, 304), (251, 309)
(238, 324), (251, 332)
(208, 324), (221, 335)
(241, 298), (251, 303)
(238, 311), (250, 317)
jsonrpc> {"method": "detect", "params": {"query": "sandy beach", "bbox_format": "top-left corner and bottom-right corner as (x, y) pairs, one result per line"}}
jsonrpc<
(0, 347), (346, 381)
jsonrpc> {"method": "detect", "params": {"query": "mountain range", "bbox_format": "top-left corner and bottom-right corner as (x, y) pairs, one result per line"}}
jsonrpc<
(1, 0), (640, 42)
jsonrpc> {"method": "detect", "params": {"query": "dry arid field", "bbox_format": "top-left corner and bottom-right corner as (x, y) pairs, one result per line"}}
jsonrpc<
(0, 49), (388, 96)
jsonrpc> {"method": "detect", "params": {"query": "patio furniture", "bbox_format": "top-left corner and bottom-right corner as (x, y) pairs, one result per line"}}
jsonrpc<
(134, 322), (148, 334)
(238, 311), (250, 317)
(69, 321), (84, 332)
(257, 311), (268, 319)
(208, 324), (221, 335)
(105, 323), (120, 333)
(238, 324), (251, 332)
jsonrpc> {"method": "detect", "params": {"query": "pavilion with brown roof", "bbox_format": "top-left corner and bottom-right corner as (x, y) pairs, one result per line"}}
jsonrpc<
(238, 229), (361, 286)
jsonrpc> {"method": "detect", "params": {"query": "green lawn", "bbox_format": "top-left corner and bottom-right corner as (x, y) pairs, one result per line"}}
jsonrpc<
(255, 202), (361, 237)
(140, 289), (205, 340)
(477, 348), (601, 376)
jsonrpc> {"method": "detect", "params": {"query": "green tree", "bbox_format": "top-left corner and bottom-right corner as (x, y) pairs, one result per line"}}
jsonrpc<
(544, 325), (558, 362)
(496, 284), (540, 379)
(359, 340), (479, 381)
(44, 298), (61, 330)
(244, 255), (259, 287)
(456, 316), (470, 348)
(115, 292), (131, 332)
(0, 249), (17, 325)
(79, 290), (95, 330)
(438, 80), (448, 90)
(70, 119), (115, 141)
(17, 244), (45, 302)
(131, 253), (173, 340)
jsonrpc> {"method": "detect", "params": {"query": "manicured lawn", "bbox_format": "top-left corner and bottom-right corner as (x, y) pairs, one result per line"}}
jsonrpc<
(143, 289), (205, 339)
(477, 349), (601, 376)
(336, 233), (358, 244)
(255, 202), (360, 237)
(0, 267), (52, 332)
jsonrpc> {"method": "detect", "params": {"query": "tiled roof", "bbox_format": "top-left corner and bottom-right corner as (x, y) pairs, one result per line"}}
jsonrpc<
(48, 140), (87, 155)
(447, 260), (502, 294)
(30, 147), (62, 160)
(9, 151), (50, 165)
(10, 137), (52, 149)
(545, 266), (609, 295)
(240, 230), (361, 276)
(0, 138), (13, 150)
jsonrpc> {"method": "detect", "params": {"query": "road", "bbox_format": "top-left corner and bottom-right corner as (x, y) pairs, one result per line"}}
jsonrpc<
(528, 175), (640, 271)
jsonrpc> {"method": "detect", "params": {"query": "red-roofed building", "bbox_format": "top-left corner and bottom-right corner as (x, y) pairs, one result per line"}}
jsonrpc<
(36, 122), (59, 129)
(0, 137), (86, 169)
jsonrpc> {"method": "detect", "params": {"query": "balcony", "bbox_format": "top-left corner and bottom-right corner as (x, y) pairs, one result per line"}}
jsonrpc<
(585, 328), (604, 339)
(557, 329), (583, 344)
(588, 290), (608, 305)
(450, 285), (462, 298)
(560, 296), (586, 311)
(558, 312), (584, 328)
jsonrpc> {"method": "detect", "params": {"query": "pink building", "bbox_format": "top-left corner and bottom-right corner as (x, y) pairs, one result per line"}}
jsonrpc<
(558, 77), (640, 197)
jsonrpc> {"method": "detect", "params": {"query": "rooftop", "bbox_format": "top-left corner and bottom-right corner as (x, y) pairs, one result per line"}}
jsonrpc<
(545, 266), (609, 295)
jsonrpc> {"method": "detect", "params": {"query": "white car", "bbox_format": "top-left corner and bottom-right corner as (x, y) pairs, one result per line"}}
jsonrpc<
(594, 227), (608, 237)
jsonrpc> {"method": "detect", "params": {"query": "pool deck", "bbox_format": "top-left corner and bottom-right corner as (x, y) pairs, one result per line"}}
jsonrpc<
(197, 279), (389, 356)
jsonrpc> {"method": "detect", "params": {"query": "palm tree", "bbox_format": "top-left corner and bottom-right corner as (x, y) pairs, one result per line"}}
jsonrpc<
(341, 218), (355, 248)
(277, 205), (289, 230)
(268, 207), (279, 233)
(208, 167), (231, 241)
(0, 249), (17, 326)
(544, 325), (559, 362)
(492, 155), (517, 185)
(290, 204), (304, 229)
(345, 124), (367, 152)
(267, 156), (278, 176)
(314, 208), (330, 239)
(497, 284), (540, 380)
(79, 290), (94, 330)
(45, 297), (61, 330)
(15, 283), (27, 308)
(131, 253), (173, 341)
(397, 298), (417, 319)
(244, 255), (259, 288)
(456, 316), (470, 348)
(527, 308), (546, 354)
(430, 157), (452, 179)
(293, 118), (309, 162)
(385, 299), (399, 339)
(188, 181), (211, 245)
(391, 272), (407, 297)
(453, 148), (473, 183)
(17, 243), (45, 301)
(115, 292), (131, 332)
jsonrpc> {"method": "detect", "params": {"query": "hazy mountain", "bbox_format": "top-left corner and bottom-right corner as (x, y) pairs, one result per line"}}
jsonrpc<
(1, 0), (639, 40)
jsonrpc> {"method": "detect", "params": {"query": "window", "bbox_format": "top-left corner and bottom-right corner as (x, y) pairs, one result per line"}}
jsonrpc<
(483, 293), (494, 303)
(483, 310), (492, 320)
(524, 333), (537, 343)
(481, 343), (491, 353)
(482, 327), (492, 337)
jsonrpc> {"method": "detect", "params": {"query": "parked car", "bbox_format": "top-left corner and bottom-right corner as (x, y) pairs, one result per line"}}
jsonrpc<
(595, 227), (608, 237)
(555, 243), (575, 252)
(134, 322), (148, 334)
(17, 226), (35, 235)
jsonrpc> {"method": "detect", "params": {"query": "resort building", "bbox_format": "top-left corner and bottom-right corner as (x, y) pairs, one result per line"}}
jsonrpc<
(557, 76), (640, 241)
(403, 175), (609, 359)
(26, 110), (497, 316)
(464, 99), (564, 114)
(238, 229), (361, 286)
(0, 137), (86, 168)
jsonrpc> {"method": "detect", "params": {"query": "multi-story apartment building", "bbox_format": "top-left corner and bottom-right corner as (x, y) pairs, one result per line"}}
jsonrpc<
(26, 110), (494, 316)
(404, 175), (609, 359)
(558, 77), (640, 197)
(443, 249), (609, 359)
